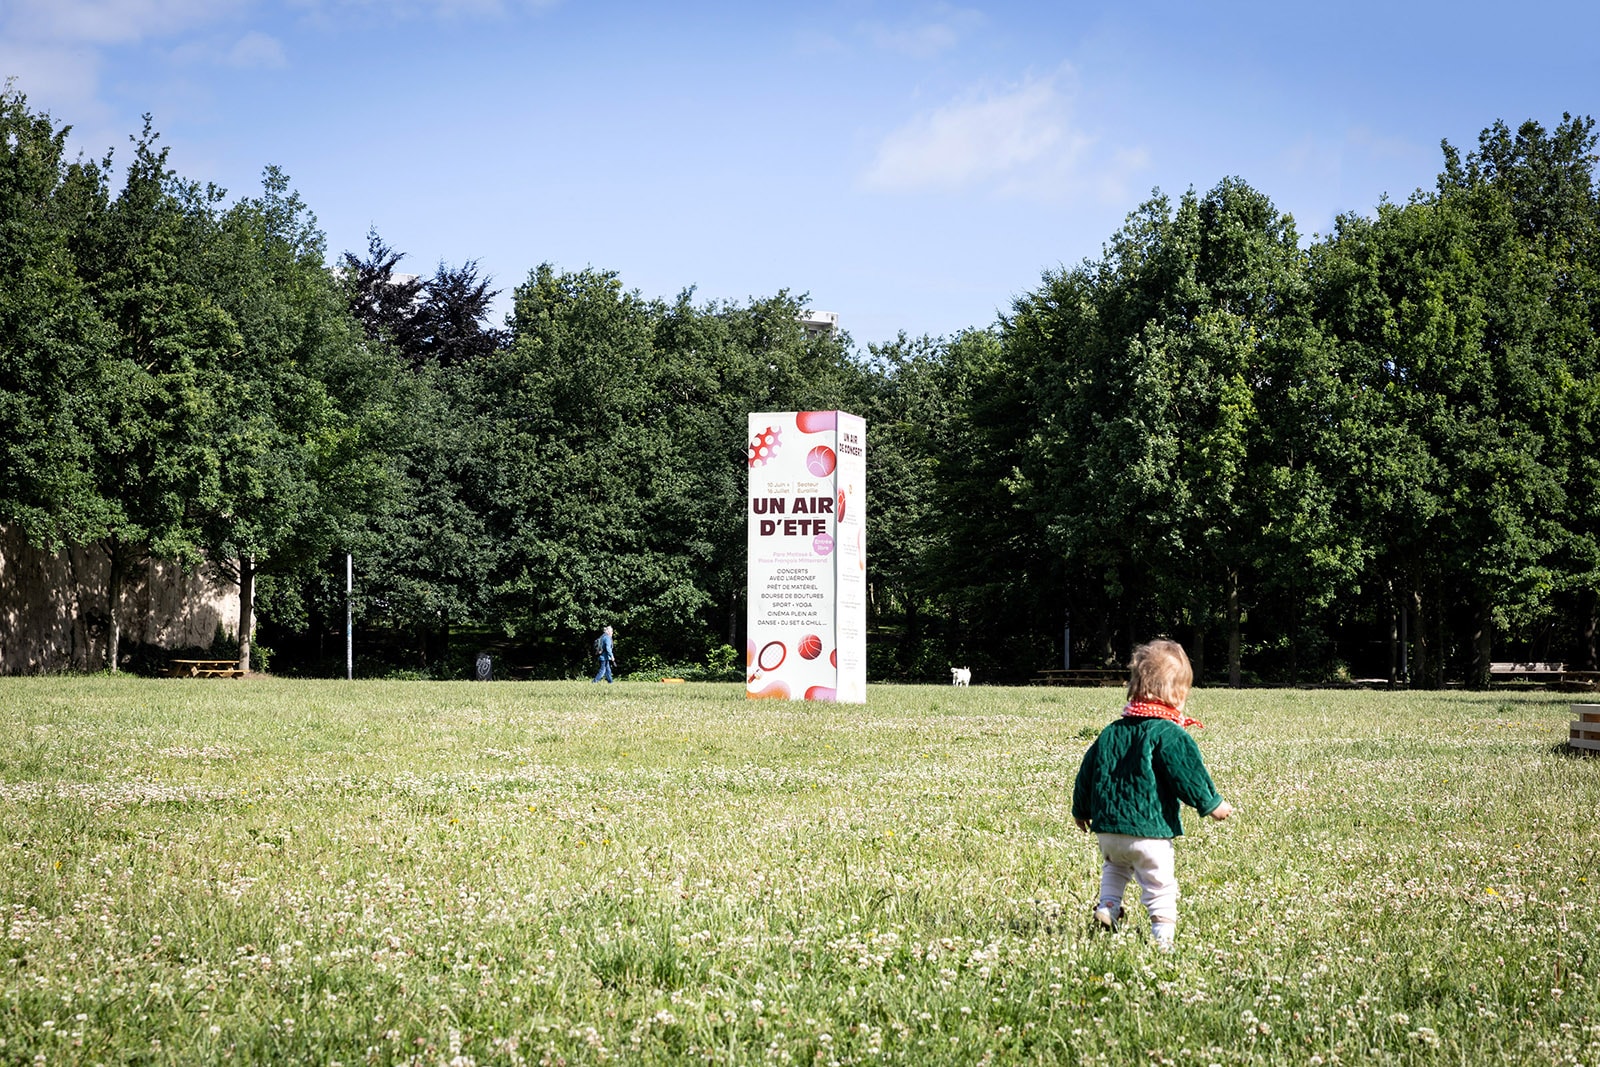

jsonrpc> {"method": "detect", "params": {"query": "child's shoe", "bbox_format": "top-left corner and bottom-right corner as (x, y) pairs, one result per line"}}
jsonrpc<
(1151, 922), (1176, 952)
(1093, 903), (1125, 930)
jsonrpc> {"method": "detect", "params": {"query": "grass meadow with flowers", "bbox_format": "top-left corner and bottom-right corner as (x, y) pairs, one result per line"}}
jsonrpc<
(1, 677), (1597, 1066)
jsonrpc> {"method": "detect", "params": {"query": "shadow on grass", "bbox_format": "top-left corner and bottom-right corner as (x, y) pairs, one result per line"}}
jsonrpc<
(1454, 693), (1582, 708)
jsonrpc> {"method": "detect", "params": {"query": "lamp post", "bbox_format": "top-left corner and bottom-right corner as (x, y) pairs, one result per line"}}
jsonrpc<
(1063, 607), (1072, 671)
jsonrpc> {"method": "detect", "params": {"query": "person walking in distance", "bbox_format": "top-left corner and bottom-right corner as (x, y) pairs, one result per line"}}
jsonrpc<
(592, 625), (617, 684)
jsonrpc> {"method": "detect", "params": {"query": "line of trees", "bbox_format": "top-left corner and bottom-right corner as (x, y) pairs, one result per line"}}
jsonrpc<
(887, 115), (1600, 686)
(3, 85), (1597, 684)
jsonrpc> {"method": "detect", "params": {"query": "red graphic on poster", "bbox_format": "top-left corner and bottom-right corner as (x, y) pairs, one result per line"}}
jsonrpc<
(757, 641), (786, 671)
(805, 685), (837, 701)
(837, 490), (846, 523)
(806, 445), (836, 477)
(748, 426), (782, 467)
(798, 634), (822, 660)
(796, 410), (836, 433)
(749, 679), (792, 699)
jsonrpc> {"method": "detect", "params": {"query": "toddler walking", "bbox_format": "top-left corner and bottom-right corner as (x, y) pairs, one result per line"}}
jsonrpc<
(1071, 639), (1233, 950)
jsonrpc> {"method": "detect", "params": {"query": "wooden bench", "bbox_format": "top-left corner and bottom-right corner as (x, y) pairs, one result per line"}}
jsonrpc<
(1556, 671), (1600, 692)
(166, 659), (246, 679)
(1030, 668), (1125, 687)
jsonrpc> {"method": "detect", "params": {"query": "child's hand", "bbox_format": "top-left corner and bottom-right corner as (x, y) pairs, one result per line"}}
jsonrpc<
(1074, 817), (1090, 833)
(1209, 801), (1234, 821)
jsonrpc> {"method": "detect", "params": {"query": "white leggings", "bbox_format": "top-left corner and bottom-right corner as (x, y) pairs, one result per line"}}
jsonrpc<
(1096, 834), (1179, 925)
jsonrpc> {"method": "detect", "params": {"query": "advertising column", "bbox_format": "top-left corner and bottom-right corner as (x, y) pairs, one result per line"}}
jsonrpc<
(746, 411), (867, 703)
(833, 411), (866, 701)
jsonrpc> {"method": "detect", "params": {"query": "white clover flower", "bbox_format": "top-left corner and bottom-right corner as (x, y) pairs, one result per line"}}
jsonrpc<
(1408, 1027), (1440, 1048)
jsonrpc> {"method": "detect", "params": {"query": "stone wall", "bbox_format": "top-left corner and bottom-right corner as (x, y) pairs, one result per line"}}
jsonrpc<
(0, 526), (240, 674)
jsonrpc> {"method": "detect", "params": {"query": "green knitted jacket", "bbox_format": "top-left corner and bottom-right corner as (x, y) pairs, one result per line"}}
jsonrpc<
(1071, 716), (1224, 838)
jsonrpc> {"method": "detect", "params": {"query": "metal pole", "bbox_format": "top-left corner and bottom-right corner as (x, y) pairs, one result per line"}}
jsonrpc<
(1063, 607), (1071, 671)
(346, 553), (353, 681)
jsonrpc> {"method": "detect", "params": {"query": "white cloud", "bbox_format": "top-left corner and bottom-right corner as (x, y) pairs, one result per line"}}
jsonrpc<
(160, 29), (287, 72)
(0, 42), (132, 162)
(0, 43), (102, 111)
(865, 21), (950, 59)
(226, 30), (286, 68)
(421, 0), (507, 17)
(1273, 126), (1437, 238)
(1087, 145), (1152, 205)
(793, 27), (851, 57)
(861, 6), (984, 60)
(1281, 127), (1431, 183)
(862, 74), (1152, 203)
(2, 0), (249, 46)
(283, 0), (559, 19)
(1, 0), (261, 159)
(1345, 125), (1432, 167)
(864, 79), (1068, 192)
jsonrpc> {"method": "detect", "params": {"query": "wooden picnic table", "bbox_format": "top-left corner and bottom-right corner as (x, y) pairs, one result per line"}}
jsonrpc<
(1486, 662), (1600, 690)
(1489, 661), (1567, 683)
(166, 659), (246, 679)
(1030, 668), (1126, 687)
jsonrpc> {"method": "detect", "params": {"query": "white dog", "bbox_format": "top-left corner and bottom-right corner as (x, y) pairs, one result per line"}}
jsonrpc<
(950, 666), (971, 687)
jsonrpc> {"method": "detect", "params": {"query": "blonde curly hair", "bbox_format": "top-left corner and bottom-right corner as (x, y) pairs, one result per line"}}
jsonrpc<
(1126, 639), (1193, 706)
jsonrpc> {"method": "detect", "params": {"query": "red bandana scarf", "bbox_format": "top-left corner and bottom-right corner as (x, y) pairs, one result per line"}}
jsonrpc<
(1122, 698), (1203, 729)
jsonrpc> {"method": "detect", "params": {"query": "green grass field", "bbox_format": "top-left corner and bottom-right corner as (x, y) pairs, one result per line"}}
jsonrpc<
(2, 678), (1596, 1065)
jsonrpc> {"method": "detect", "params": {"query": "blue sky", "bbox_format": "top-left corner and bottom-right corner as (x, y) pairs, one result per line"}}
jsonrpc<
(4, 1), (1597, 347)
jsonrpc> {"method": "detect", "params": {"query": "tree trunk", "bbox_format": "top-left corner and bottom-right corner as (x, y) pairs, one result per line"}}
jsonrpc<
(238, 556), (255, 673)
(1583, 591), (1598, 672)
(1288, 590), (1300, 686)
(69, 547), (89, 671)
(1414, 588), (1440, 687)
(1468, 599), (1492, 690)
(1227, 569), (1242, 688)
(1190, 623), (1205, 688)
(106, 543), (124, 674)
(1400, 595), (1410, 685)
(1094, 615), (1115, 667)
(1385, 579), (1399, 687)
(902, 596), (920, 677)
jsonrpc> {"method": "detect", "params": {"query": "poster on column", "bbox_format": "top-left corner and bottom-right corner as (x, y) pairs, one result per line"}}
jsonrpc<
(746, 411), (867, 703)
